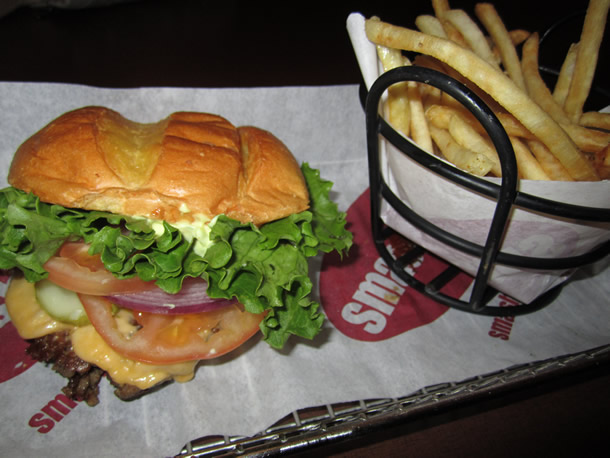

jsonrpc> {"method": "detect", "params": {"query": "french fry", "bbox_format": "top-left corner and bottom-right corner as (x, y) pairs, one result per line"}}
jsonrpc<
(527, 140), (575, 181)
(495, 111), (609, 155)
(508, 29), (530, 46)
(561, 122), (610, 154)
(440, 18), (469, 48)
(448, 112), (502, 177)
(412, 54), (449, 73)
(428, 104), (609, 156)
(444, 9), (500, 68)
(488, 30), (530, 63)
(415, 53), (491, 111)
(412, 46), (494, 109)
(494, 112), (536, 140)
(387, 86), (411, 137)
(376, 45), (433, 152)
(415, 14), (448, 38)
(431, 0), (451, 18)
(590, 144), (609, 179)
(596, 145), (610, 180)
(433, 104), (556, 180)
(408, 84), (434, 153)
(420, 85), (443, 107)
(563, 0), (610, 123)
(376, 45), (412, 137)
(427, 103), (533, 142)
(376, 42), (407, 69)
(475, 2), (526, 90)
(412, 55), (452, 107)
(425, 104), (470, 129)
(521, 32), (572, 125)
(579, 111), (610, 131)
(553, 42), (579, 107)
(426, 105), (602, 180)
(429, 125), (494, 176)
(509, 136), (551, 180)
(364, 18), (600, 180)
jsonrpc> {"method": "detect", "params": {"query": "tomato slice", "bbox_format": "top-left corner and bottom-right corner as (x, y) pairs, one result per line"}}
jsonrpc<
(59, 242), (106, 271)
(79, 294), (264, 364)
(44, 242), (155, 295)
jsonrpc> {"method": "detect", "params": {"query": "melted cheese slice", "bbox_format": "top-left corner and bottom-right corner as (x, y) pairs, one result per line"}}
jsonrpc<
(5, 277), (74, 339)
(71, 321), (197, 389)
(5, 277), (198, 390)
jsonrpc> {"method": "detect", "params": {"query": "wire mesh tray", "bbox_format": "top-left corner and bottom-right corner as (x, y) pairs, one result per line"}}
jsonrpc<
(175, 343), (610, 457)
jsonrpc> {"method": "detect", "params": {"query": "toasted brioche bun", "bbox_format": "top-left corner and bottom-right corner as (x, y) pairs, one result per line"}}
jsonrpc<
(8, 106), (309, 225)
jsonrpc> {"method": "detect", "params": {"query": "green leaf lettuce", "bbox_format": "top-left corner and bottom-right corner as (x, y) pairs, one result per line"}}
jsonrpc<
(0, 163), (352, 349)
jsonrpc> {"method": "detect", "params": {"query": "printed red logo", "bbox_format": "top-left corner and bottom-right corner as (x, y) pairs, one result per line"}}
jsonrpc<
(0, 277), (37, 383)
(320, 189), (473, 341)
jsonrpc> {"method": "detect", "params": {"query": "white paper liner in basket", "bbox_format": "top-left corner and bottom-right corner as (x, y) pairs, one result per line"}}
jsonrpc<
(347, 12), (610, 304)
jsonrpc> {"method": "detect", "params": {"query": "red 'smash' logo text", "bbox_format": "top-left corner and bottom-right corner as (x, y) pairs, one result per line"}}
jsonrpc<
(488, 294), (520, 340)
(29, 393), (80, 434)
(320, 189), (472, 341)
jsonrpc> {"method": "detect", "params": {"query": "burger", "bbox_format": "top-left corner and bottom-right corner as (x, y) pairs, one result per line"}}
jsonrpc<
(0, 106), (352, 405)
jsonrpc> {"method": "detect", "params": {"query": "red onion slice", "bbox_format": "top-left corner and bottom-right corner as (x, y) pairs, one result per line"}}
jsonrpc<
(106, 277), (237, 315)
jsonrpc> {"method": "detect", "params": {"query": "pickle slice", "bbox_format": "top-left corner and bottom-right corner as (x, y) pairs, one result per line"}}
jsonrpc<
(35, 280), (90, 326)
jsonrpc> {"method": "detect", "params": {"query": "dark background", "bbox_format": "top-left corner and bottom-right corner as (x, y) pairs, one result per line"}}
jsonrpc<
(0, 0), (607, 111)
(1, 1), (609, 457)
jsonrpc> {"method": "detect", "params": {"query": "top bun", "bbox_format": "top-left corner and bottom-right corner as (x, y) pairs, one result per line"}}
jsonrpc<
(8, 107), (309, 225)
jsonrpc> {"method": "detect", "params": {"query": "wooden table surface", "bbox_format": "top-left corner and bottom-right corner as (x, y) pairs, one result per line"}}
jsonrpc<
(1, 1), (608, 457)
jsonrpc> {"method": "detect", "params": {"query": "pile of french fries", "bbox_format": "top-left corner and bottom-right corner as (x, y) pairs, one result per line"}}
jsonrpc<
(365, 0), (609, 181)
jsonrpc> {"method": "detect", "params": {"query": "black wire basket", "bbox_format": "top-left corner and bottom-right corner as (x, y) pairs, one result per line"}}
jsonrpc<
(363, 65), (610, 317)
